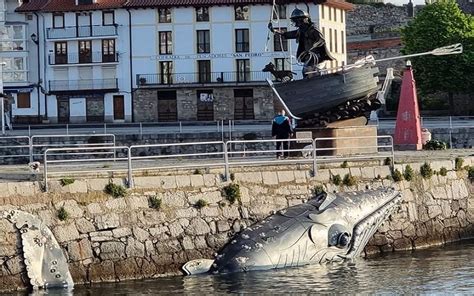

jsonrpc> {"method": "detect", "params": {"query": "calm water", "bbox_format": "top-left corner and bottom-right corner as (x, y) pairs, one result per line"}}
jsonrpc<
(24, 240), (474, 295)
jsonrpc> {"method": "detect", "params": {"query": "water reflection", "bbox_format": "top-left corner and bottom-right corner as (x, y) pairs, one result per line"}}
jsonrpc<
(21, 240), (474, 295)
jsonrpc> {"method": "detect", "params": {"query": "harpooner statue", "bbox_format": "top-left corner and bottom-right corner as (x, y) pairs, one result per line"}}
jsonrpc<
(268, 8), (335, 77)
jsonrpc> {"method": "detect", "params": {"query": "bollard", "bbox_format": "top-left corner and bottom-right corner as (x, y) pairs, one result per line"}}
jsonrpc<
(127, 148), (134, 188)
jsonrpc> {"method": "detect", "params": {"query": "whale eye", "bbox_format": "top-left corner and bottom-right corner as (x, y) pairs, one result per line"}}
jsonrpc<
(336, 233), (351, 248)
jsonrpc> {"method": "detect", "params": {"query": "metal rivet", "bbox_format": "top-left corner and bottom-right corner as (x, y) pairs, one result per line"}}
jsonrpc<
(55, 274), (61, 278)
(50, 269), (56, 273)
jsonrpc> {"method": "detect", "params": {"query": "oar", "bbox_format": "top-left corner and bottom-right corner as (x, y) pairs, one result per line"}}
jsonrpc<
(305, 43), (463, 75)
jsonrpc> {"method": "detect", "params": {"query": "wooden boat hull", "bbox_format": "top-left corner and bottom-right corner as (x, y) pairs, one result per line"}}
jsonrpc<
(269, 65), (380, 120)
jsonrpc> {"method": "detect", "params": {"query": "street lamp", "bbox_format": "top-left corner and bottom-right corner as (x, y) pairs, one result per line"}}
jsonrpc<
(0, 62), (7, 136)
(30, 33), (39, 45)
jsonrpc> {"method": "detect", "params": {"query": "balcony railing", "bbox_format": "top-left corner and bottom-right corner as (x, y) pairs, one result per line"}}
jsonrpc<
(49, 78), (118, 92)
(48, 52), (119, 65)
(46, 25), (118, 40)
(136, 71), (272, 87)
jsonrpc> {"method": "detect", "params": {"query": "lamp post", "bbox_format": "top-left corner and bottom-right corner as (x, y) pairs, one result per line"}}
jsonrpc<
(0, 62), (6, 136)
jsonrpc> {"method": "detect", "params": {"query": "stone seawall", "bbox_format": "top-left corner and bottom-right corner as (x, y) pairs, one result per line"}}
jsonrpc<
(0, 159), (473, 292)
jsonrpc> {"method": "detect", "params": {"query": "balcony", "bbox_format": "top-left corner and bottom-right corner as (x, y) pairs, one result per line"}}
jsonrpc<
(48, 52), (119, 65)
(49, 78), (118, 93)
(136, 71), (272, 87)
(46, 25), (118, 40)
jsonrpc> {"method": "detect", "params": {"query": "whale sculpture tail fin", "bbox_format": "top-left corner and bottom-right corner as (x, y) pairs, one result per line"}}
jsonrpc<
(2, 210), (74, 289)
(182, 259), (215, 275)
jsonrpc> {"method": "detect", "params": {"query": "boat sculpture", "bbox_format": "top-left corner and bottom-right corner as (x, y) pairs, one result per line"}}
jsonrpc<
(267, 44), (463, 128)
(183, 188), (402, 275)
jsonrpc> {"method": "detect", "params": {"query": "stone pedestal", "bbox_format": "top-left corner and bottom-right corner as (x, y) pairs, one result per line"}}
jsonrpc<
(294, 125), (378, 156)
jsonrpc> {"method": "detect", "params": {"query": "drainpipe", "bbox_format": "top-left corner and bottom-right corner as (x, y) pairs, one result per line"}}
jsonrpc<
(34, 12), (42, 122)
(40, 12), (48, 119)
(127, 9), (134, 122)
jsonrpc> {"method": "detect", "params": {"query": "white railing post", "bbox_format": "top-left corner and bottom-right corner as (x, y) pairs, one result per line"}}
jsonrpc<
(127, 147), (133, 188)
(139, 122), (143, 136)
(228, 120), (232, 141)
(28, 125), (31, 137)
(223, 142), (229, 181)
(179, 121), (182, 133)
(66, 124), (69, 135)
(43, 150), (49, 192)
(449, 116), (453, 149)
(312, 138), (317, 176)
(104, 123), (107, 134)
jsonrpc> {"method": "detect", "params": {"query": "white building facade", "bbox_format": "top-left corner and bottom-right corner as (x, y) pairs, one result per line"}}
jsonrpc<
(12, 0), (352, 124)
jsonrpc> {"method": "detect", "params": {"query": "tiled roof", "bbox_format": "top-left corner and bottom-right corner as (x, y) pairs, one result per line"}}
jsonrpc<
(15, 0), (49, 12)
(16, 0), (127, 13)
(16, 0), (352, 12)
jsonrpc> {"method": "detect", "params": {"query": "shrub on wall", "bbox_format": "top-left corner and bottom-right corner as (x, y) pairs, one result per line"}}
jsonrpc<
(424, 140), (448, 150)
(343, 174), (357, 186)
(468, 166), (474, 181)
(223, 184), (241, 205)
(313, 185), (325, 195)
(455, 157), (464, 171)
(105, 183), (127, 198)
(195, 199), (209, 209)
(341, 161), (349, 168)
(60, 178), (75, 186)
(392, 169), (403, 182)
(57, 207), (69, 221)
(404, 165), (415, 181)
(148, 196), (162, 210)
(439, 167), (448, 176)
(332, 174), (342, 186)
(420, 163), (433, 179)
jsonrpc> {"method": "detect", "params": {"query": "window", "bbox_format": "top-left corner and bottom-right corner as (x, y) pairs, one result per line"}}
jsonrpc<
(341, 31), (345, 54)
(53, 13), (64, 28)
(159, 61), (173, 84)
(321, 6), (325, 19)
(158, 8), (171, 23)
(0, 25), (26, 51)
(236, 59), (250, 82)
(334, 30), (338, 53)
(197, 30), (210, 53)
(103, 11), (115, 25)
(79, 40), (92, 63)
(273, 28), (287, 51)
(274, 58), (288, 71)
(234, 5), (249, 20)
(340, 10), (344, 22)
(329, 7), (332, 21)
(78, 0), (93, 4)
(333, 8), (337, 22)
(197, 90), (214, 121)
(235, 29), (249, 52)
(196, 7), (209, 22)
(54, 42), (68, 64)
(272, 4), (286, 19)
(197, 60), (211, 83)
(329, 28), (333, 52)
(102, 39), (116, 62)
(16, 93), (31, 109)
(159, 31), (172, 54)
(0, 57), (27, 82)
(234, 89), (254, 120)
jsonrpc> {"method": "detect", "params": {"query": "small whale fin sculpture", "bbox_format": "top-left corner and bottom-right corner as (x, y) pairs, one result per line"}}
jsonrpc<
(1, 210), (74, 289)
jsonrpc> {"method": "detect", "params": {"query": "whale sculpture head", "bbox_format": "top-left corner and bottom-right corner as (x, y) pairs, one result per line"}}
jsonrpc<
(184, 188), (401, 275)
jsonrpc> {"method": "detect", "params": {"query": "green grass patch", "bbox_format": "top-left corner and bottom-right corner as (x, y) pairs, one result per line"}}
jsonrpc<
(60, 177), (75, 186)
(392, 169), (403, 182)
(148, 196), (162, 210)
(404, 165), (415, 181)
(57, 207), (69, 221)
(340, 161), (349, 168)
(332, 174), (342, 186)
(420, 163), (433, 179)
(223, 183), (241, 205)
(343, 174), (357, 186)
(104, 183), (127, 198)
(455, 157), (464, 171)
(194, 199), (209, 209)
(439, 167), (448, 176)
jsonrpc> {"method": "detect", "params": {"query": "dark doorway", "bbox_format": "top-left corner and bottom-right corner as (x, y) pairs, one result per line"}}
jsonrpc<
(86, 96), (105, 122)
(234, 89), (254, 120)
(113, 95), (125, 120)
(197, 90), (214, 121)
(57, 98), (70, 123)
(157, 90), (177, 122)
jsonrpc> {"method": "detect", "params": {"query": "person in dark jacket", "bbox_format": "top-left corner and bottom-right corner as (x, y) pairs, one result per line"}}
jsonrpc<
(272, 109), (293, 158)
(268, 8), (334, 77)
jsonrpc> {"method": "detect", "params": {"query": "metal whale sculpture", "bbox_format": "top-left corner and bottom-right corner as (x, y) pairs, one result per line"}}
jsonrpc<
(1, 210), (74, 290)
(183, 188), (402, 275)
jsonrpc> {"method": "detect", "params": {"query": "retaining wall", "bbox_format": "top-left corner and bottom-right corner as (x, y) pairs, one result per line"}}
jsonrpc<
(0, 158), (473, 292)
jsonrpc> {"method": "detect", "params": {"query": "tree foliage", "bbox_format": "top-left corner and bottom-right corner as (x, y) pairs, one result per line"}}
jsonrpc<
(401, 0), (474, 95)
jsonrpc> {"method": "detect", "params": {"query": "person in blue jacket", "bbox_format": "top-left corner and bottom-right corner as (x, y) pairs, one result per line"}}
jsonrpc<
(272, 109), (293, 159)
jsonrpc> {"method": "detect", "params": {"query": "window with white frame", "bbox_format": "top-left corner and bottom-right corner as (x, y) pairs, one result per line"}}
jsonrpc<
(0, 25), (26, 51)
(196, 7), (209, 22)
(159, 31), (172, 54)
(0, 57), (27, 82)
(234, 5), (249, 20)
(158, 8), (172, 23)
(197, 30), (210, 53)
(53, 12), (65, 28)
(235, 29), (249, 52)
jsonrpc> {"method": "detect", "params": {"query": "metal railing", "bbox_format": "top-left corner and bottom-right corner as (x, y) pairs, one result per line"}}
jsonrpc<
(137, 71), (272, 87)
(46, 25), (118, 39)
(42, 135), (394, 191)
(48, 52), (119, 65)
(44, 146), (129, 192)
(31, 134), (116, 162)
(49, 78), (118, 92)
(0, 136), (30, 161)
(0, 134), (116, 163)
